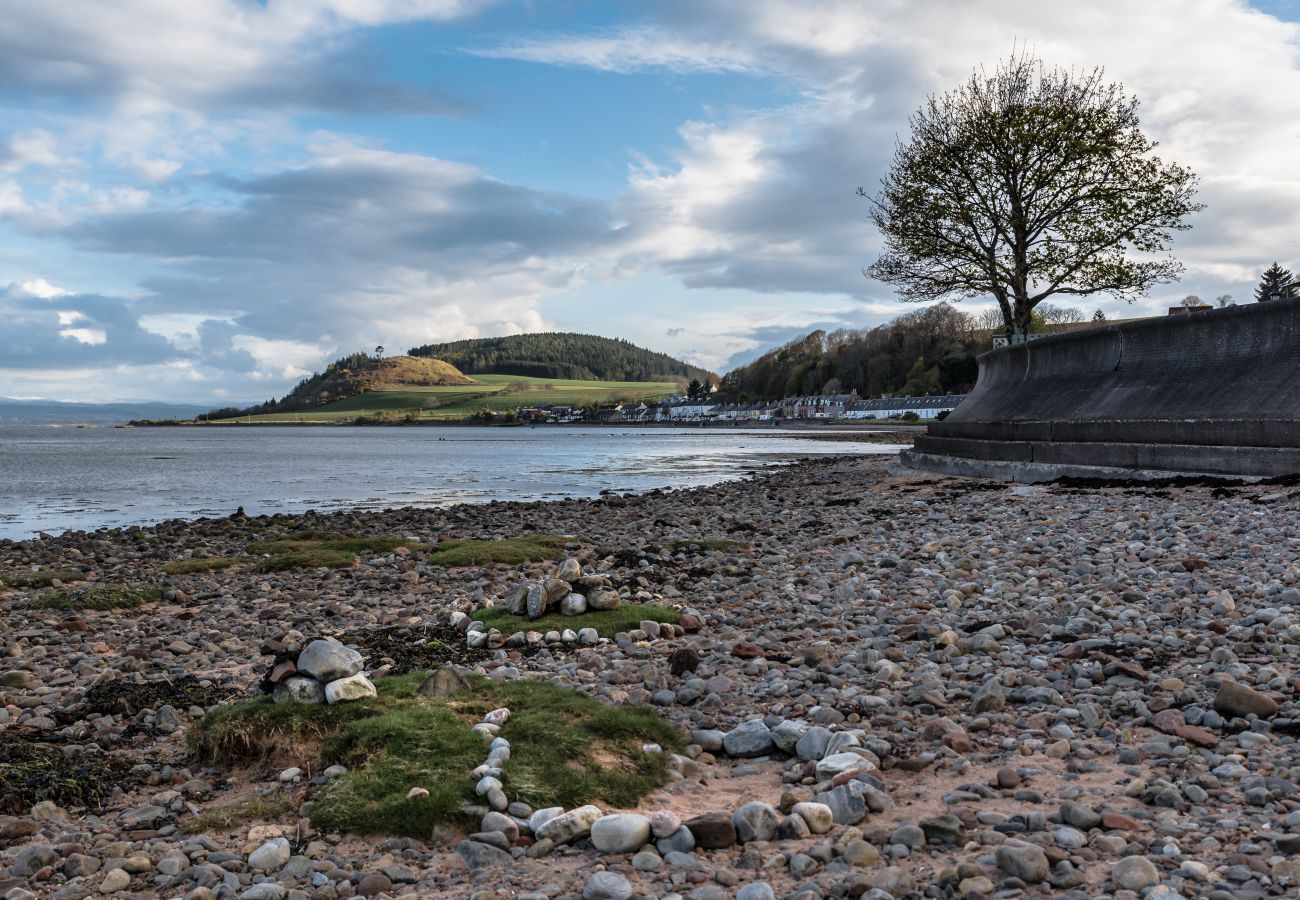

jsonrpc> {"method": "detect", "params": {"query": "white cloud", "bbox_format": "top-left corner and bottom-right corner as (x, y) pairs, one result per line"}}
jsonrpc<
(59, 327), (107, 345)
(11, 277), (70, 299)
(474, 26), (760, 74)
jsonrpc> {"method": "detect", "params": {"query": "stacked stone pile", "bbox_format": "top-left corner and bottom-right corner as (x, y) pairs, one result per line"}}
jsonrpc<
(268, 639), (376, 705)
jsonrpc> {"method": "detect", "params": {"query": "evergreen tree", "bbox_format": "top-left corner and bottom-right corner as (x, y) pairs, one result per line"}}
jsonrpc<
(1255, 262), (1294, 302)
(1092, 308), (1107, 322)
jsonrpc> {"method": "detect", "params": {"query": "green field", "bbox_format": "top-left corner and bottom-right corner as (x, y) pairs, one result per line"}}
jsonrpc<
(213, 374), (680, 423)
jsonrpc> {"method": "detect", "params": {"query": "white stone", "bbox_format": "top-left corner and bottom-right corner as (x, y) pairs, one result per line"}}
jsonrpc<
(323, 672), (376, 704)
(591, 813), (652, 853)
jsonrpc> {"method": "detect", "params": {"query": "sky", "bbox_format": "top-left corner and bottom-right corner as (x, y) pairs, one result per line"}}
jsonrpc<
(3, 0), (1300, 403)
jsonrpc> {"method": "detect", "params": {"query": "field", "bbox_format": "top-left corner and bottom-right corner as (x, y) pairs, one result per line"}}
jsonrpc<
(213, 374), (681, 424)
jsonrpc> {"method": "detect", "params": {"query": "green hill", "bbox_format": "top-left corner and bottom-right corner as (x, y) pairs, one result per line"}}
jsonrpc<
(407, 333), (714, 384)
(209, 374), (680, 424)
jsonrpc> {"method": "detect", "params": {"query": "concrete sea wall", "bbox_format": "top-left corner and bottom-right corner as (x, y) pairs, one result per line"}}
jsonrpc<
(903, 298), (1300, 480)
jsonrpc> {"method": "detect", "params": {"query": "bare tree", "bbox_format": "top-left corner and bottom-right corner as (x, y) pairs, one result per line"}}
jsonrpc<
(1215, 294), (1234, 308)
(862, 51), (1203, 339)
(1037, 303), (1085, 325)
(1181, 294), (1203, 309)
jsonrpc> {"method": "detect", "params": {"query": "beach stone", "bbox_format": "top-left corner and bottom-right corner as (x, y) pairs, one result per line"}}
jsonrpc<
(557, 558), (582, 582)
(649, 809), (681, 838)
(272, 675), (324, 705)
(100, 869), (131, 893)
(1060, 799), (1101, 830)
(685, 811), (737, 849)
(591, 813), (652, 853)
(996, 844), (1050, 882)
(560, 594), (587, 616)
(239, 887), (286, 900)
(722, 719), (774, 757)
(870, 867), (915, 897)
(355, 873), (393, 896)
(770, 719), (807, 752)
(1215, 680), (1278, 719)
(588, 589), (621, 610)
(795, 726), (832, 761)
(1113, 856), (1160, 891)
(535, 805), (603, 845)
(248, 837), (291, 872)
(583, 871), (632, 900)
(526, 583), (548, 619)
(456, 840), (511, 869)
(419, 666), (468, 697)
(735, 884), (776, 900)
(296, 639), (364, 682)
(657, 825), (696, 855)
(732, 801), (780, 843)
(816, 751), (872, 780)
(669, 647), (700, 676)
(324, 672), (377, 703)
(792, 801), (834, 834)
(814, 781), (868, 825)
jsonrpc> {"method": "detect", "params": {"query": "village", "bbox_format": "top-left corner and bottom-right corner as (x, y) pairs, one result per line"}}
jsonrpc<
(511, 392), (966, 425)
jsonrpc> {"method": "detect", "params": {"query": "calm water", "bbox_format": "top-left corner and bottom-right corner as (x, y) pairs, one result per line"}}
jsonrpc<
(0, 425), (901, 540)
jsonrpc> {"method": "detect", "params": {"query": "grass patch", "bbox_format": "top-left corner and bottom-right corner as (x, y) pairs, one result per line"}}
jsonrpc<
(0, 568), (84, 589)
(162, 556), (246, 575)
(189, 673), (680, 837)
(245, 532), (416, 572)
(427, 535), (570, 567)
(178, 794), (294, 835)
(669, 539), (746, 553)
(472, 603), (679, 637)
(28, 584), (163, 611)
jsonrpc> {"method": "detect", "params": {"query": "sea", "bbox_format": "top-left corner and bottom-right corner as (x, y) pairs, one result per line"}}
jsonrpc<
(0, 425), (904, 541)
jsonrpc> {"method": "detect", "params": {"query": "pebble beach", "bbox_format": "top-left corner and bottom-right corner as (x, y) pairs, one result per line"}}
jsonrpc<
(3, 455), (1300, 900)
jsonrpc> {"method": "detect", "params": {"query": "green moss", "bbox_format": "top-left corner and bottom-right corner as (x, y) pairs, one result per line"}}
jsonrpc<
(254, 549), (357, 573)
(189, 673), (680, 837)
(178, 794), (294, 835)
(243, 532), (416, 572)
(669, 539), (746, 553)
(472, 603), (679, 637)
(162, 557), (246, 575)
(0, 568), (84, 589)
(427, 535), (571, 567)
(28, 584), (163, 611)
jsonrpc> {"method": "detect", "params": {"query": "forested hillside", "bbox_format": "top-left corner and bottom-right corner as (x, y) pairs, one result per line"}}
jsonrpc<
(719, 304), (988, 401)
(408, 333), (714, 384)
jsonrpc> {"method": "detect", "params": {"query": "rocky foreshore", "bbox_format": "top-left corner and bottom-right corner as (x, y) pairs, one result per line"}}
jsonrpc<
(2, 456), (1300, 900)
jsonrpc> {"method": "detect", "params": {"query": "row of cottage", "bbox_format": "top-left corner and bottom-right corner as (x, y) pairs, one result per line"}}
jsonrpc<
(516, 393), (965, 424)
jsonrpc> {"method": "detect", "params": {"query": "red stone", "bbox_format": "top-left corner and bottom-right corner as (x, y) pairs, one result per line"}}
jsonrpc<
(731, 641), (765, 659)
(1101, 812), (1145, 832)
(1174, 724), (1219, 747)
(1150, 709), (1185, 735)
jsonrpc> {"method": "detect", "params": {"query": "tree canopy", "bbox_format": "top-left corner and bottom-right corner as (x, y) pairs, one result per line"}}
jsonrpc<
(1254, 262), (1294, 302)
(863, 52), (1202, 337)
(408, 333), (714, 384)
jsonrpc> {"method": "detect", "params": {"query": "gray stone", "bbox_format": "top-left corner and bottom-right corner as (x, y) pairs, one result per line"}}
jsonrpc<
(1113, 856), (1161, 891)
(795, 725), (832, 761)
(735, 884), (776, 900)
(239, 886), (287, 900)
(591, 813), (652, 853)
(770, 719), (807, 752)
(526, 582), (548, 619)
(248, 838), (291, 872)
(561, 594), (588, 616)
(455, 840), (512, 869)
(722, 719), (775, 757)
(418, 666), (468, 698)
(583, 871), (632, 900)
(815, 751), (872, 780)
(295, 639), (364, 682)
(996, 843), (1050, 883)
(588, 589), (622, 611)
(814, 781), (869, 825)
(731, 801), (780, 843)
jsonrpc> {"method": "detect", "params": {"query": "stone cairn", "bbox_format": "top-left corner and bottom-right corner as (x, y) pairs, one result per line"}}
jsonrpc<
(455, 556), (689, 650)
(267, 638), (377, 705)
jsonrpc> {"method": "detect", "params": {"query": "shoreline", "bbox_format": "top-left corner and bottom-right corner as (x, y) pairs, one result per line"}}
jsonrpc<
(3, 457), (1297, 897)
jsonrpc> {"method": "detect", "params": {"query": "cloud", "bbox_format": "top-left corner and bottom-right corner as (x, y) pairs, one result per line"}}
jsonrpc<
(0, 282), (178, 368)
(473, 26), (760, 74)
(0, 0), (495, 115)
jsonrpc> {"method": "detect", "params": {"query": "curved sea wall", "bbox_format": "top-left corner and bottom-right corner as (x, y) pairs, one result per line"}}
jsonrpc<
(902, 298), (1300, 480)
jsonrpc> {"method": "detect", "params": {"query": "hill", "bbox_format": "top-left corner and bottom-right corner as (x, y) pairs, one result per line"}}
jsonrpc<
(407, 333), (714, 384)
(210, 373), (680, 424)
(201, 353), (475, 420)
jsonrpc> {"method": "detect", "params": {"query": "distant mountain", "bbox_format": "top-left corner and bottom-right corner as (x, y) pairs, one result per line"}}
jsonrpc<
(0, 398), (207, 424)
(408, 332), (714, 384)
(200, 352), (475, 419)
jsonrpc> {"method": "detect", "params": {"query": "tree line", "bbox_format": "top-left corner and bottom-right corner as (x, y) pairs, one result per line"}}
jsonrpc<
(408, 333), (714, 384)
